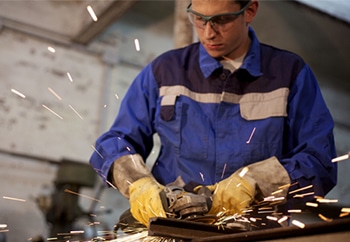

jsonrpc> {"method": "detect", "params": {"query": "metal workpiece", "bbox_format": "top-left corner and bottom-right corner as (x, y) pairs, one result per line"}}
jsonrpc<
(148, 217), (248, 241)
(191, 217), (350, 242)
(148, 217), (350, 242)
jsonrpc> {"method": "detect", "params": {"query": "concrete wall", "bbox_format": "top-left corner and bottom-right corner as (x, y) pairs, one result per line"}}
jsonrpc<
(0, 1), (349, 241)
(0, 1), (174, 240)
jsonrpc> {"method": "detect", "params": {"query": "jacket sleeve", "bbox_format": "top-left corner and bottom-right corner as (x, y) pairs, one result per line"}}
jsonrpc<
(89, 63), (159, 185)
(281, 64), (337, 198)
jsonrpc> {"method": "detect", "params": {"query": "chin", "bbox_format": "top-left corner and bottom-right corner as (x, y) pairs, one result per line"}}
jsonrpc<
(206, 50), (224, 59)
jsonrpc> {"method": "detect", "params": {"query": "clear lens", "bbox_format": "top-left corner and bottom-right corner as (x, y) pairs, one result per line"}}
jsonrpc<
(187, 12), (238, 32)
(187, 12), (206, 28)
(186, 1), (251, 32)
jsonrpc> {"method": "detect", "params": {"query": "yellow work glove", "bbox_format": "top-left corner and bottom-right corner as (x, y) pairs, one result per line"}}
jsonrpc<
(129, 176), (166, 226)
(207, 171), (255, 216)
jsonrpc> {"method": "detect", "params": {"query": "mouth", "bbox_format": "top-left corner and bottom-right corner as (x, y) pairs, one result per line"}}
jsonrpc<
(205, 43), (223, 50)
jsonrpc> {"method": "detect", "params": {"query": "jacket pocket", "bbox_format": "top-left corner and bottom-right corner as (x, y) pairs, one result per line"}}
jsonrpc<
(157, 96), (208, 160)
(240, 88), (289, 120)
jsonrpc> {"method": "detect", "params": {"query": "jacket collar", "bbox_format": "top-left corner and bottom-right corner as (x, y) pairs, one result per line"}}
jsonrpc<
(199, 26), (262, 78)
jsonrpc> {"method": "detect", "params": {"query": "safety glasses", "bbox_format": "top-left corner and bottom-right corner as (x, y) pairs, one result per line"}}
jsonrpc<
(186, 0), (251, 32)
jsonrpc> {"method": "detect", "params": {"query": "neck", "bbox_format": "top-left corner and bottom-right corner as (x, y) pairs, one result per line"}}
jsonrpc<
(224, 36), (251, 61)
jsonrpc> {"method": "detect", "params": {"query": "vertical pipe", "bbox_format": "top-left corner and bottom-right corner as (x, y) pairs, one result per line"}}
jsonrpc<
(174, 0), (194, 48)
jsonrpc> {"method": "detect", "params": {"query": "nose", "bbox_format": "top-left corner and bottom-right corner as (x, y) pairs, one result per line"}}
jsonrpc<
(203, 21), (217, 39)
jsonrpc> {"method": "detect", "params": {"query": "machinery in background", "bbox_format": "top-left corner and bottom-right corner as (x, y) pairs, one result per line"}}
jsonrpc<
(35, 159), (111, 241)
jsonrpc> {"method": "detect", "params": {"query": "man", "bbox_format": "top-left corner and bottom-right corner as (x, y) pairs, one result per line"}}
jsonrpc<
(90, 0), (337, 227)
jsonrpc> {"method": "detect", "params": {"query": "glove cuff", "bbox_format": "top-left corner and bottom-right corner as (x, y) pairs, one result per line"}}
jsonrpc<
(111, 154), (152, 198)
(240, 156), (291, 201)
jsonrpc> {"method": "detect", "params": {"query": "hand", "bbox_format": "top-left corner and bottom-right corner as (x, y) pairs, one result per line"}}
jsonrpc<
(207, 171), (255, 216)
(129, 176), (166, 226)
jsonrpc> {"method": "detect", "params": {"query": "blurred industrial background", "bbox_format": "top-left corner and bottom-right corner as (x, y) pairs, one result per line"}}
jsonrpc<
(0, 0), (349, 241)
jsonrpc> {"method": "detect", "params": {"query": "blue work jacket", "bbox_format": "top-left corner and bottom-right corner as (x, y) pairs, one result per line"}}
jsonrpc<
(90, 27), (337, 198)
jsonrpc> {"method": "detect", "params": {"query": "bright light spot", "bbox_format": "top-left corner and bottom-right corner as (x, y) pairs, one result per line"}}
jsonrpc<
(48, 87), (62, 100)
(306, 202), (318, 208)
(42, 104), (63, 119)
(288, 209), (302, 213)
(64, 189), (101, 202)
(318, 213), (333, 222)
(3, 196), (26, 202)
(134, 38), (141, 51)
(292, 219), (305, 229)
(90, 145), (104, 159)
(249, 217), (256, 222)
(221, 163), (227, 178)
(199, 172), (204, 182)
(48, 46), (56, 53)
(70, 230), (84, 234)
(69, 104), (83, 120)
(278, 216), (288, 224)
(266, 216), (278, 221)
(289, 185), (313, 194)
(67, 72), (74, 82)
(239, 167), (248, 177)
(246, 127), (256, 143)
(115, 93), (119, 100)
(47, 237), (58, 241)
(341, 208), (350, 213)
(11, 88), (25, 98)
(332, 153), (350, 162)
(87, 5), (98, 22)
(317, 198), (338, 203)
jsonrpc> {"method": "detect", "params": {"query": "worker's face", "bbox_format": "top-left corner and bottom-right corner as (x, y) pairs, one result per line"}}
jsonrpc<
(188, 0), (258, 60)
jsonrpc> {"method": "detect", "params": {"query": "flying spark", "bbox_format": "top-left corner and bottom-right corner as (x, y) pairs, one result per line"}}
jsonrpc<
(246, 127), (256, 144)
(91, 145), (104, 159)
(318, 214), (333, 222)
(340, 212), (349, 217)
(67, 72), (74, 82)
(199, 172), (205, 182)
(115, 93), (119, 99)
(266, 216), (278, 221)
(69, 104), (84, 119)
(48, 87), (62, 100)
(293, 192), (315, 198)
(332, 152), (350, 162)
(289, 185), (313, 194)
(239, 167), (249, 177)
(87, 5), (98, 22)
(221, 163), (227, 178)
(134, 38), (141, 51)
(11, 88), (25, 98)
(278, 216), (288, 224)
(271, 189), (283, 195)
(64, 189), (101, 202)
(249, 217), (257, 222)
(317, 198), (338, 203)
(306, 202), (318, 208)
(47, 46), (56, 53)
(288, 209), (302, 213)
(70, 230), (84, 234)
(3, 196), (26, 202)
(341, 208), (350, 213)
(291, 219), (305, 229)
(42, 104), (63, 119)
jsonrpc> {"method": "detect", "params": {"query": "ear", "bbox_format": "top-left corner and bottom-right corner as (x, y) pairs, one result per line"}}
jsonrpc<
(245, 0), (259, 24)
